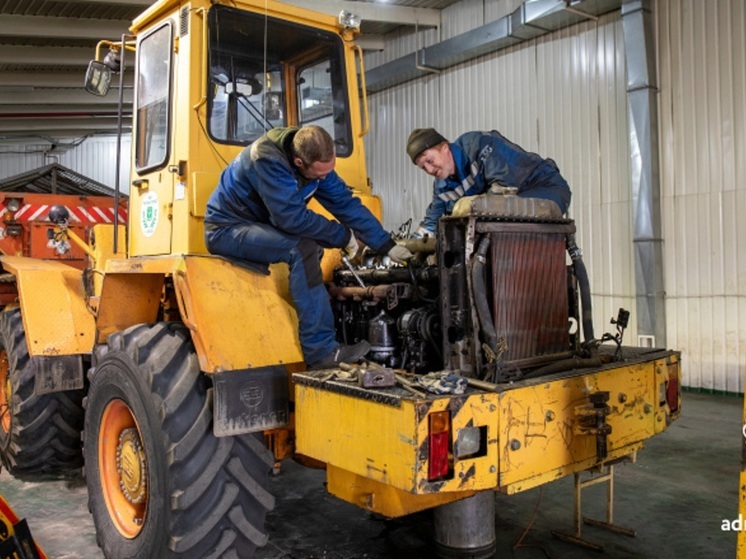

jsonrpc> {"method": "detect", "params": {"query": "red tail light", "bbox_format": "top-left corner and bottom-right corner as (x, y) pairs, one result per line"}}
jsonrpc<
(428, 411), (451, 480)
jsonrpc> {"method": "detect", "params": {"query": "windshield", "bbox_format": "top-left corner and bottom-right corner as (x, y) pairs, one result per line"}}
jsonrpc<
(207, 6), (352, 156)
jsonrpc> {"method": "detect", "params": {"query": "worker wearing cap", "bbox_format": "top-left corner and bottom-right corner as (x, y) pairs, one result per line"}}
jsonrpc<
(205, 125), (412, 369)
(406, 128), (572, 236)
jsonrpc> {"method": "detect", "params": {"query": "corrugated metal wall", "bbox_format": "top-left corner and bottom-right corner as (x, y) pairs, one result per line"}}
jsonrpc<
(365, 0), (746, 392)
(0, 135), (131, 193)
(0, 144), (50, 179)
(365, 7), (636, 363)
(657, 0), (746, 392)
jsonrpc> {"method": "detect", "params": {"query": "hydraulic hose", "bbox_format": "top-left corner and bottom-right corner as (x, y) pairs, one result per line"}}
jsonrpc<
(566, 233), (595, 343)
(471, 236), (499, 357)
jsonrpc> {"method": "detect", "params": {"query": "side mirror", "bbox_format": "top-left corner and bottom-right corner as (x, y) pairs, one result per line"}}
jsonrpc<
(84, 60), (113, 96)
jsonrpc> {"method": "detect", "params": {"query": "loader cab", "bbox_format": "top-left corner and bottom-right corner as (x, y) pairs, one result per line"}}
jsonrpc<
(126, 1), (368, 259)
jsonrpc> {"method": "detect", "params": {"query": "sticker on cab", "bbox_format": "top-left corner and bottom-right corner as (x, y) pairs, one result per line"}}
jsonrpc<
(140, 191), (159, 237)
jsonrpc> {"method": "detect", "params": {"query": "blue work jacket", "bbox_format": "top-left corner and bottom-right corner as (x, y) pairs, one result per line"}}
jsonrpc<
(205, 128), (393, 252)
(419, 130), (571, 233)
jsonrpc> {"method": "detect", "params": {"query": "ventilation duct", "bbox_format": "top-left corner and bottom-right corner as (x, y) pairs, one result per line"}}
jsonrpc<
(365, 0), (622, 93)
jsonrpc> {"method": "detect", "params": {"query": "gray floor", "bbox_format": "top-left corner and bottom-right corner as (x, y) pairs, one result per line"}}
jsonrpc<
(0, 392), (740, 559)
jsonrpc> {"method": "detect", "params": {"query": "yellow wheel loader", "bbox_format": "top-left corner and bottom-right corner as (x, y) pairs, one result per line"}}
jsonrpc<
(0, 1), (681, 558)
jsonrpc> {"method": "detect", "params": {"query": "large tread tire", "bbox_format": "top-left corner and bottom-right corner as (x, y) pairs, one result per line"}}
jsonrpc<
(0, 308), (84, 480)
(84, 322), (275, 559)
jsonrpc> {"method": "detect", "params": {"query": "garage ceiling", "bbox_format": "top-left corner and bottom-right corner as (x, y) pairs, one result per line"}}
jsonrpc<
(0, 0), (456, 144)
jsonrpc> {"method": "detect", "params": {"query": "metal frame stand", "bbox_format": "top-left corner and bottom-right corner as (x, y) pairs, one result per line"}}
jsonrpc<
(551, 465), (636, 551)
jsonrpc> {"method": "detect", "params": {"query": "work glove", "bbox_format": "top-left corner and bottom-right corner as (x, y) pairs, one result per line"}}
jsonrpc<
(344, 230), (359, 258)
(388, 244), (413, 264)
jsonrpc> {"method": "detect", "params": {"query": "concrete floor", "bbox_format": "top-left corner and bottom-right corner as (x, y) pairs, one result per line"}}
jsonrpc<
(0, 392), (740, 559)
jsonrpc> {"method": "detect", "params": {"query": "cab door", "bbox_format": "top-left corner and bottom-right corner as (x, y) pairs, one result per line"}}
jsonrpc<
(129, 20), (174, 257)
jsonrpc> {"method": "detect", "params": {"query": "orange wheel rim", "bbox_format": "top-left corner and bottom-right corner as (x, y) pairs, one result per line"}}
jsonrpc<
(0, 350), (10, 434)
(99, 399), (148, 538)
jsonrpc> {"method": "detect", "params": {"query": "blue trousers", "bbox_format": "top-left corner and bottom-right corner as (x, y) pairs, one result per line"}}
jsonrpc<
(205, 222), (336, 366)
(522, 163), (572, 214)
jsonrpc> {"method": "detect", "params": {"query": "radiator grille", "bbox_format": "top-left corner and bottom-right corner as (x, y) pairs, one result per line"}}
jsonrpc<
(490, 229), (569, 363)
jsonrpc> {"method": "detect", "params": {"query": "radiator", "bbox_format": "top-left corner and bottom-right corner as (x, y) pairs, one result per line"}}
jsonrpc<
(489, 225), (570, 364)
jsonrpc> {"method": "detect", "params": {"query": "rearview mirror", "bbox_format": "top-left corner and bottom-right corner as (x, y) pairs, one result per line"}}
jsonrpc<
(84, 60), (113, 96)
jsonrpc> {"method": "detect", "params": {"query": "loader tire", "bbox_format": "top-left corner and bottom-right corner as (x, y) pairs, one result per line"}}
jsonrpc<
(0, 308), (84, 480)
(83, 322), (275, 559)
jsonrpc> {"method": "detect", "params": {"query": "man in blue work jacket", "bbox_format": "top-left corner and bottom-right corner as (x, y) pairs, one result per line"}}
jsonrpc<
(205, 125), (412, 369)
(406, 128), (572, 236)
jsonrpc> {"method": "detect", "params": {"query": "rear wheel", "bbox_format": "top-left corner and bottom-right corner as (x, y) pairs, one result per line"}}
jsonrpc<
(0, 308), (84, 479)
(84, 322), (275, 558)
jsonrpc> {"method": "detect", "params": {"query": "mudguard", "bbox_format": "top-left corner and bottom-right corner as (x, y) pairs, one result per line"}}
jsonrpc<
(0, 255), (94, 356)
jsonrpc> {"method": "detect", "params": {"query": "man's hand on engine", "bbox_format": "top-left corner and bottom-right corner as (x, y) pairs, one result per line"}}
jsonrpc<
(344, 230), (360, 258)
(388, 244), (414, 264)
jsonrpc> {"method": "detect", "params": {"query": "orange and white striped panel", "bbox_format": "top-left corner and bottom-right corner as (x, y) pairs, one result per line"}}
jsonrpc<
(0, 202), (127, 224)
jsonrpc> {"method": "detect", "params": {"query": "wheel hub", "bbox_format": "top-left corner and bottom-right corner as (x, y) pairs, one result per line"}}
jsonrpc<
(117, 427), (147, 505)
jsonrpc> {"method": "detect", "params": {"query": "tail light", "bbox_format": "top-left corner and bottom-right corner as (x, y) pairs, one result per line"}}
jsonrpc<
(428, 411), (451, 480)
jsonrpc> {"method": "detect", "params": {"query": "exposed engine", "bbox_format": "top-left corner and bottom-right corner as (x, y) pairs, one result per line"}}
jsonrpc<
(329, 194), (606, 383)
(331, 238), (442, 374)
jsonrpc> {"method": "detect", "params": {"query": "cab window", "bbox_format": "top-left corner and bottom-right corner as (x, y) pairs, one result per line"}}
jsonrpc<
(207, 6), (352, 156)
(135, 22), (173, 172)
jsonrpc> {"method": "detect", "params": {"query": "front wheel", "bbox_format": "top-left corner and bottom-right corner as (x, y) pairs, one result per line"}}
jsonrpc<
(83, 322), (275, 558)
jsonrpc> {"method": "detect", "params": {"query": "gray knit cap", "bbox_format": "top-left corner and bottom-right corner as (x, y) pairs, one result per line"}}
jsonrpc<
(406, 128), (447, 164)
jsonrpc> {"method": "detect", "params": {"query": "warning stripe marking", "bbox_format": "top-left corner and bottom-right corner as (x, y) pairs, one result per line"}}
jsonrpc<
(0, 202), (127, 224)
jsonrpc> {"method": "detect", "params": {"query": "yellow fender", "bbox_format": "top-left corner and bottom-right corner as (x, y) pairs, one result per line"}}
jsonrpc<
(97, 254), (304, 373)
(0, 255), (94, 357)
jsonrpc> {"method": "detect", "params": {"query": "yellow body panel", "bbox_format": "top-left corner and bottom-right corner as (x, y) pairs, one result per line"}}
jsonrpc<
(96, 254), (304, 370)
(96, 272), (164, 343)
(174, 256), (303, 371)
(296, 351), (680, 515)
(326, 464), (477, 518)
(90, 223), (127, 296)
(296, 381), (499, 494)
(497, 358), (667, 492)
(0, 256), (94, 356)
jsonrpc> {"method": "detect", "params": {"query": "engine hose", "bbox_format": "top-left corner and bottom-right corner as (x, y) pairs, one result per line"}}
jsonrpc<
(471, 236), (499, 357)
(566, 233), (595, 343)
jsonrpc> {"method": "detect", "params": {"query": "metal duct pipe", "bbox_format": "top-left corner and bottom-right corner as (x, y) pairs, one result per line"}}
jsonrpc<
(622, 0), (666, 347)
(366, 0), (623, 93)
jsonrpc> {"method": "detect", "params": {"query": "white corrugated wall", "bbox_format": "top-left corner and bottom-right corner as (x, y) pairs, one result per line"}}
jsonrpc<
(0, 144), (50, 179)
(365, 7), (636, 365)
(365, 0), (746, 392)
(657, 0), (746, 392)
(0, 135), (131, 194)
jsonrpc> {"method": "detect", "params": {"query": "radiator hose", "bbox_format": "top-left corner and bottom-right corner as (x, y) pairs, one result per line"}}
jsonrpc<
(472, 236), (499, 358)
(566, 233), (595, 343)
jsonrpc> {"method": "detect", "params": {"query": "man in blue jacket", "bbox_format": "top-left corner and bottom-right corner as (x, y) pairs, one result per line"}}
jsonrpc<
(205, 125), (412, 369)
(406, 128), (572, 235)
